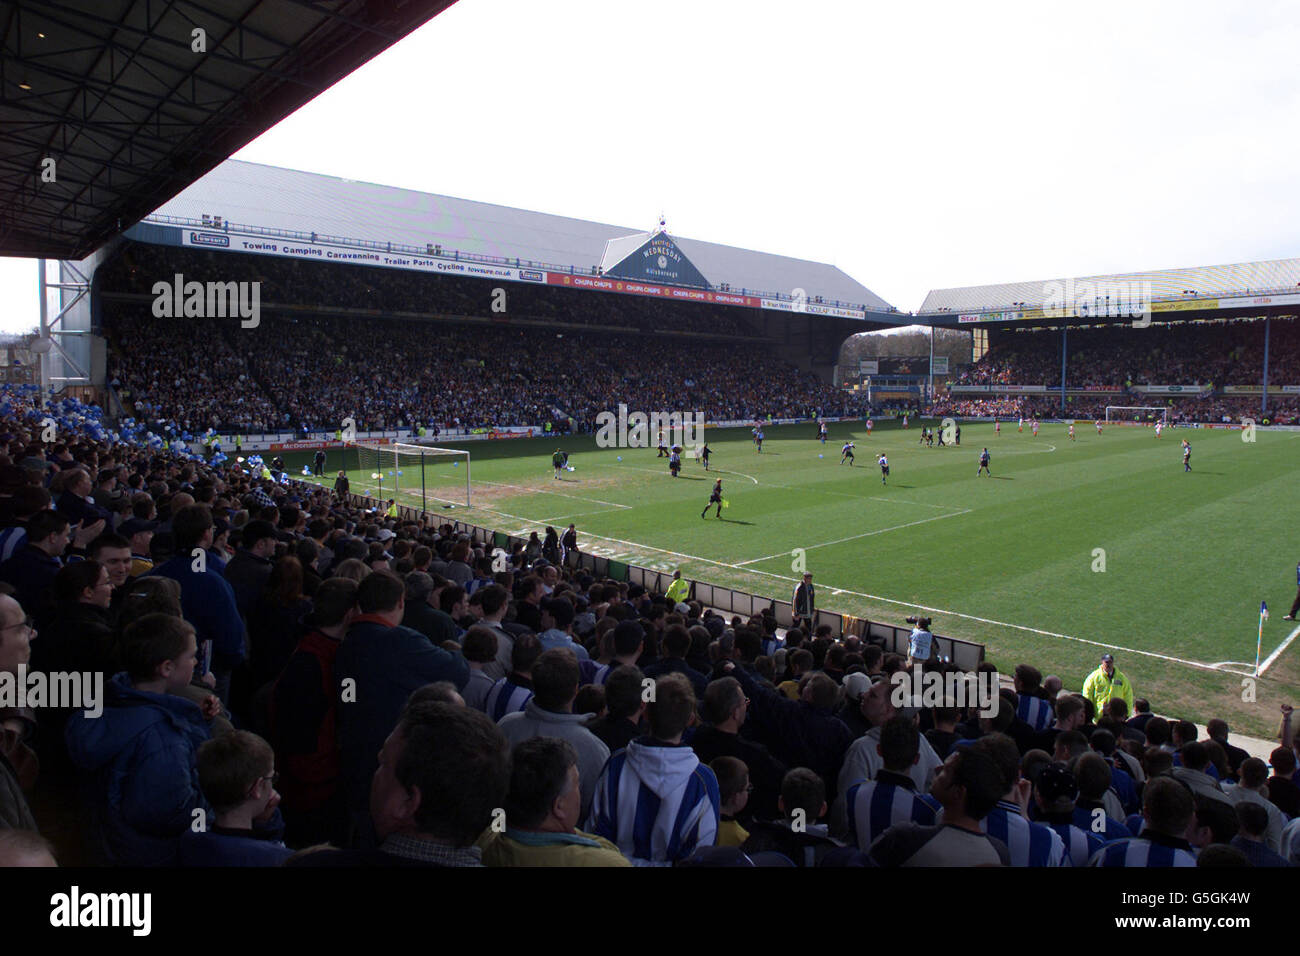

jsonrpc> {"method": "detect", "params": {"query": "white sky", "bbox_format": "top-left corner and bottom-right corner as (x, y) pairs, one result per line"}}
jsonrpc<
(2, 0), (1299, 334)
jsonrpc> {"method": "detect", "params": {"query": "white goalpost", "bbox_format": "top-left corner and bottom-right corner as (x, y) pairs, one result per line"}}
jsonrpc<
(349, 440), (471, 510)
(1105, 406), (1169, 426)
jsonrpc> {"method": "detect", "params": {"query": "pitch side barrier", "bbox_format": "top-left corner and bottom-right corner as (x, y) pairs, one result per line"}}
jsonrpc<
(300, 480), (985, 669)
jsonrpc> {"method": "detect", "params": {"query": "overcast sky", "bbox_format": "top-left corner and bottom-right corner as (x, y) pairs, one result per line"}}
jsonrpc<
(2, 0), (1299, 333)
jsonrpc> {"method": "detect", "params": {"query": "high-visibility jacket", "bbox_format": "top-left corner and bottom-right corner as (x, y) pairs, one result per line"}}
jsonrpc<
(1081, 666), (1134, 716)
(665, 577), (690, 605)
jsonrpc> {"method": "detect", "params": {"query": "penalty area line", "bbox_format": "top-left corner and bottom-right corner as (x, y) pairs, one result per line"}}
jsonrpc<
(474, 478), (632, 509)
(554, 528), (1230, 675)
(734, 509), (972, 566)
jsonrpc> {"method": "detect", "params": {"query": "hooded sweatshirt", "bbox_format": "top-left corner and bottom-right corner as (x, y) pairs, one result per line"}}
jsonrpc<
(498, 701), (609, 820)
(586, 737), (720, 866)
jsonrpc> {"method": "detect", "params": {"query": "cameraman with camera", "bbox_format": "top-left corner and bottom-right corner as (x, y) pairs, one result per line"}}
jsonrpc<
(907, 615), (933, 664)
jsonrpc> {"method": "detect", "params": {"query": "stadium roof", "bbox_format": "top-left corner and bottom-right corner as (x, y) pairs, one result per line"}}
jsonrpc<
(0, 0), (457, 260)
(142, 159), (897, 311)
(919, 257), (1300, 315)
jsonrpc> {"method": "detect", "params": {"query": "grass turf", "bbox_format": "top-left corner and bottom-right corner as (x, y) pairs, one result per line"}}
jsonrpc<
(282, 419), (1299, 739)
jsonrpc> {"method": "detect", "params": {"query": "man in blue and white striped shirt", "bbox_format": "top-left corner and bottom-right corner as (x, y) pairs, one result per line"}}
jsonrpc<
(485, 633), (540, 722)
(1013, 664), (1055, 733)
(585, 620), (644, 687)
(847, 716), (939, 849)
(1031, 763), (1106, 866)
(952, 734), (1067, 867)
(587, 673), (720, 865)
(1089, 776), (1198, 867)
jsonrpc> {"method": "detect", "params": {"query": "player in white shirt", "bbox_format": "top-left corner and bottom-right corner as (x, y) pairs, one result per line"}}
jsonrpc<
(1095, 420), (1103, 435)
(1031, 420), (1039, 437)
(1018, 417), (1024, 433)
(865, 418), (874, 437)
(995, 419), (1001, 435)
(1154, 421), (1162, 438)
(877, 454), (890, 485)
(841, 441), (855, 465)
(1068, 423), (1075, 441)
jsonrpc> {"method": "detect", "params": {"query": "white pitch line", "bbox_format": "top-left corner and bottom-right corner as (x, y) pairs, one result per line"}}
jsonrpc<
(533, 508), (627, 522)
(474, 478), (631, 509)
(867, 497), (958, 510)
(707, 467), (760, 485)
(531, 526), (1232, 674)
(588, 460), (757, 484)
(734, 509), (972, 566)
(1209, 661), (1258, 676)
(1257, 624), (1300, 676)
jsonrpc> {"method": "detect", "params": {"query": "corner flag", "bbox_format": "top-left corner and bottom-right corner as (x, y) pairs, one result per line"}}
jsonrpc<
(1256, 601), (1269, 675)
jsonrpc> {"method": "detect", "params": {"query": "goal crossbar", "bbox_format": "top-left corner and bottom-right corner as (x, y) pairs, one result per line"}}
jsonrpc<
(348, 440), (471, 509)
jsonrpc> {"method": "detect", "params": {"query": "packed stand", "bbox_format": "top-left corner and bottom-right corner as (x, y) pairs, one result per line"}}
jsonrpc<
(951, 320), (1300, 390)
(105, 308), (869, 435)
(1, 385), (1297, 868)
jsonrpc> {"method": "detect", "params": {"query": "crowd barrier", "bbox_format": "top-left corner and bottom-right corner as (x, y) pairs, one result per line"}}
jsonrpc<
(303, 480), (987, 670)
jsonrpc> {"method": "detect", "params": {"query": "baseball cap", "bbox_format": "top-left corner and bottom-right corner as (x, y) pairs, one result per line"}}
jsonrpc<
(118, 517), (159, 536)
(842, 672), (873, 701)
(1100, 653), (1114, 663)
(674, 602), (692, 616)
(1035, 764), (1079, 802)
(377, 529), (395, 542)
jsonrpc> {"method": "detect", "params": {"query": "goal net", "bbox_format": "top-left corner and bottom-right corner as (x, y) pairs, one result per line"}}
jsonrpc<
(349, 441), (471, 512)
(1105, 406), (1169, 426)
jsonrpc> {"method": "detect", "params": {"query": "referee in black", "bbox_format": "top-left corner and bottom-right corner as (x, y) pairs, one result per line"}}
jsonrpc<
(701, 478), (723, 519)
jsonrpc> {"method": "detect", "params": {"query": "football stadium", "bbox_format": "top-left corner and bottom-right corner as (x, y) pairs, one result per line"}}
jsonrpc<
(1, 0), (1298, 898)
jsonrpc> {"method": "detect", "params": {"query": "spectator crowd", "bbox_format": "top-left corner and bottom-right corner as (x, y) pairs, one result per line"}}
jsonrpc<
(1, 385), (1297, 869)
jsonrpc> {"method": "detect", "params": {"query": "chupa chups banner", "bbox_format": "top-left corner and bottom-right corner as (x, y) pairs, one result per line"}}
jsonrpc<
(545, 272), (761, 307)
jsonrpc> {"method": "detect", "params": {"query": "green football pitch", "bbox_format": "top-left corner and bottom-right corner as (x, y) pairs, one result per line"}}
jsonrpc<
(284, 420), (1299, 738)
